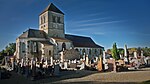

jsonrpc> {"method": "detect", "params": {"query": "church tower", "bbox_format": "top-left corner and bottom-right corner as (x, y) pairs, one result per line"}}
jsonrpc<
(39, 3), (65, 38)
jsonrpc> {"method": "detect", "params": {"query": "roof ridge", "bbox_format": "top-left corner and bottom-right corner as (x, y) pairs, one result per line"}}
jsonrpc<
(65, 34), (91, 38)
(40, 3), (64, 15)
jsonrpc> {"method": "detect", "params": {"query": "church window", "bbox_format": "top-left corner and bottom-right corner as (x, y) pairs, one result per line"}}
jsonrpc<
(33, 42), (37, 52)
(89, 49), (91, 55)
(22, 42), (26, 53)
(41, 17), (43, 24)
(57, 17), (61, 23)
(95, 49), (97, 55)
(43, 15), (46, 23)
(49, 50), (51, 56)
(62, 42), (66, 51)
(82, 49), (86, 55)
(52, 16), (56, 23)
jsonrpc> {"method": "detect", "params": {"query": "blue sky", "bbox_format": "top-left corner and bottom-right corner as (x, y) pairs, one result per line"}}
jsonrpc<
(0, 0), (150, 51)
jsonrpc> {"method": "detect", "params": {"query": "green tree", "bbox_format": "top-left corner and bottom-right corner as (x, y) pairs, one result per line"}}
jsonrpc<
(142, 47), (150, 56)
(5, 43), (16, 56)
(111, 43), (119, 60)
(118, 49), (124, 56)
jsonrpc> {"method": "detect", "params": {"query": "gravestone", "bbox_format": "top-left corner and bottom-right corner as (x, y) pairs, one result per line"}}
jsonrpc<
(134, 51), (137, 59)
(85, 55), (89, 66)
(64, 62), (68, 69)
(141, 51), (143, 57)
(80, 62), (85, 70)
(97, 56), (103, 71)
(50, 57), (53, 66)
(103, 51), (108, 70)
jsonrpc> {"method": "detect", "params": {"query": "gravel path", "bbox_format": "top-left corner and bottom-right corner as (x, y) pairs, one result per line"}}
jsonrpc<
(0, 68), (150, 84)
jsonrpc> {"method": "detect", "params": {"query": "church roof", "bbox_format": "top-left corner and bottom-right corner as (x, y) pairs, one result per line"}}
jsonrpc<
(18, 29), (47, 39)
(39, 41), (53, 45)
(65, 34), (104, 48)
(40, 3), (64, 15)
(52, 37), (71, 42)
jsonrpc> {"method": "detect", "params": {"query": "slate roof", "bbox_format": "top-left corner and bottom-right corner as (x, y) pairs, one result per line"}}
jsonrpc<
(65, 34), (103, 48)
(18, 29), (48, 39)
(40, 3), (64, 15)
(39, 41), (53, 45)
(52, 37), (71, 42)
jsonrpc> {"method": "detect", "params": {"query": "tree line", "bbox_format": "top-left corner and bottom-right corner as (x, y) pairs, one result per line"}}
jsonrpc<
(0, 43), (16, 57)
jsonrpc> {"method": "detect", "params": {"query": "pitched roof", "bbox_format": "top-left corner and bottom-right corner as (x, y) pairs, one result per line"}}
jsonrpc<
(18, 29), (48, 39)
(40, 3), (64, 15)
(65, 34), (104, 48)
(52, 37), (71, 42)
(39, 41), (53, 45)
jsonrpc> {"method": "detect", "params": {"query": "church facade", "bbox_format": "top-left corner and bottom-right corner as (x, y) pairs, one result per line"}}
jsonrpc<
(15, 3), (104, 61)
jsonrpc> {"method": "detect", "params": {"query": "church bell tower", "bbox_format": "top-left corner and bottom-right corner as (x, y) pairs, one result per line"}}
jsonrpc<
(39, 3), (65, 38)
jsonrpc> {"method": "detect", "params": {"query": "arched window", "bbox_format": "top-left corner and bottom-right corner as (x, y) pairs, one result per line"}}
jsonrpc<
(22, 42), (26, 53)
(82, 49), (86, 55)
(75, 48), (79, 51)
(89, 49), (91, 55)
(49, 50), (51, 56)
(62, 42), (66, 50)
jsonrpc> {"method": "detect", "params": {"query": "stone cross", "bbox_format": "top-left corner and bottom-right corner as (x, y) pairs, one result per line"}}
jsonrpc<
(50, 56), (53, 66)
(134, 51), (137, 59)
(141, 50), (143, 57)
(64, 61), (68, 69)
(85, 55), (89, 66)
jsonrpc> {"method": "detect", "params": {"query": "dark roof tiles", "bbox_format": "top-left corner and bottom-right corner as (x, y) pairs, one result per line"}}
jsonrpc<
(40, 3), (64, 15)
(65, 34), (103, 48)
(18, 29), (47, 39)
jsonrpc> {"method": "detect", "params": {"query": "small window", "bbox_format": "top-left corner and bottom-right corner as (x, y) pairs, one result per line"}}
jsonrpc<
(49, 50), (51, 56)
(52, 16), (56, 23)
(62, 42), (66, 50)
(22, 42), (26, 53)
(57, 17), (61, 23)
(43, 15), (46, 23)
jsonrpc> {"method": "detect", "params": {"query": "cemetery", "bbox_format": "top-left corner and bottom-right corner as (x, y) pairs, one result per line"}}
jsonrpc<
(0, 3), (150, 84)
(1, 44), (150, 80)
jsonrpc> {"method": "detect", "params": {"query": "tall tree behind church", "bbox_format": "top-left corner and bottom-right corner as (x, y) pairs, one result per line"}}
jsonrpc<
(111, 43), (119, 60)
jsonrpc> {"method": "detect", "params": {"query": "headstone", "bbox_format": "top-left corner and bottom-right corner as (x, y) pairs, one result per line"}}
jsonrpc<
(103, 51), (108, 70)
(80, 62), (85, 70)
(50, 56), (53, 66)
(60, 52), (64, 62)
(21, 58), (24, 67)
(124, 44), (129, 64)
(85, 55), (89, 66)
(64, 62), (68, 69)
(68, 60), (71, 65)
(134, 51), (137, 59)
(45, 57), (48, 68)
(83, 53), (86, 61)
(11, 58), (14, 71)
(97, 56), (103, 71)
(141, 51), (143, 57)
(124, 45), (127, 57)
(54, 64), (60, 76)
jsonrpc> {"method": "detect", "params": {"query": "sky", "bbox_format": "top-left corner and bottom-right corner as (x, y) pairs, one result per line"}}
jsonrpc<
(0, 0), (150, 51)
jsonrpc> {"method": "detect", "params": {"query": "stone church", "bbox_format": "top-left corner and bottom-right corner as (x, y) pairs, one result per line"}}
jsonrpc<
(16, 3), (104, 61)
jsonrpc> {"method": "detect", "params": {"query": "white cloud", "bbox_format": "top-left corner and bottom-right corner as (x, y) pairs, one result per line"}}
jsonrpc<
(75, 17), (111, 23)
(72, 28), (92, 31)
(77, 20), (125, 27)
(93, 32), (105, 35)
